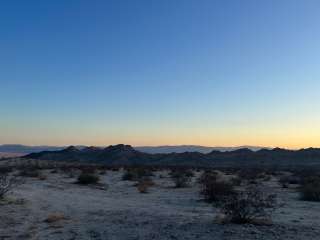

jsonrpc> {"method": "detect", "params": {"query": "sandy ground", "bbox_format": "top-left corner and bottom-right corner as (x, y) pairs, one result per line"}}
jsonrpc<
(1, 169), (320, 240)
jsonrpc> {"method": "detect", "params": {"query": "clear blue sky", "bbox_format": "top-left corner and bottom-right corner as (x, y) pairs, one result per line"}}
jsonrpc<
(1, 0), (320, 148)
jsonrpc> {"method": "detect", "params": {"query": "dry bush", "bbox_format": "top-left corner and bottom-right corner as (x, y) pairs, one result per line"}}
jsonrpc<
(170, 169), (193, 188)
(44, 212), (67, 223)
(279, 175), (300, 188)
(137, 178), (155, 193)
(122, 167), (153, 181)
(238, 169), (265, 183)
(218, 186), (277, 224)
(50, 169), (58, 174)
(230, 176), (242, 186)
(0, 174), (22, 199)
(300, 176), (320, 201)
(0, 167), (13, 175)
(38, 175), (47, 181)
(99, 169), (107, 175)
(199, 171), (235, 202)
(18, 167), (40, 178)
(77, 171), (100, 185)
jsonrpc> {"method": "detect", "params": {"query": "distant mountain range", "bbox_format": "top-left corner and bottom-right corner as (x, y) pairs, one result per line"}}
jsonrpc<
(135, 145), (267, 154)
(0, 144), (67, 154)
(0, 144), (266, 154)
(21, 144), (320, 169)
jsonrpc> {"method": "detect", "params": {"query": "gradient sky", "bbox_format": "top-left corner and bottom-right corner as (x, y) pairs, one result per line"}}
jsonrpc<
(1, 0), (320, 148)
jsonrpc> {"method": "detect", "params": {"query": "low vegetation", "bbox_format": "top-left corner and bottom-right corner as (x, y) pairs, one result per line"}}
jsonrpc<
(199, 171), (235, 202)
(0, 174), (21, 199)
(77, 171), (100, 185)
(218, 186), (277, 224)
(122, 167), (153, 181)
(136, 178), (155, 193)
(300, 176), (320, 201)
(170, 169), (193, 188)
(18, 167), (41, 178)
(279, 175), (300, 188)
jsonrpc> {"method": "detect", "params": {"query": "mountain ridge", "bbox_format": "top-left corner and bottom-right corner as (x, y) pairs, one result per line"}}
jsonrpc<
(22, 144), (320, 168)
(0, 144), (267, 154)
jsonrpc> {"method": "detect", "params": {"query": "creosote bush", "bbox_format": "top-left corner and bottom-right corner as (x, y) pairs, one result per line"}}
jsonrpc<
(137, 178), (155, 193)
(300, 176), (320, 201)
(199, 171), (235, 202)
(18, 167), (41, 178)
(170, 169), (193, 188)
(122, 167), (153, 181)
(77, 171), (100, 185)
(279, 175), (300, 188)
(218, 186), (277, 224)
(0, 174), (21, 199)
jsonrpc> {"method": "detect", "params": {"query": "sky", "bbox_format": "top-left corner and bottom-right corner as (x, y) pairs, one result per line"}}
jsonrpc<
(1, 0), (320, 148)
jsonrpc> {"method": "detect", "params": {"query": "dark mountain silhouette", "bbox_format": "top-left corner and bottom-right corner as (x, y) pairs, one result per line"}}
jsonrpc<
(23, 145), (320, 168)
(0, 144), (266, 154)
(134, 145), (266, 154)
(0, 144), (67, 153)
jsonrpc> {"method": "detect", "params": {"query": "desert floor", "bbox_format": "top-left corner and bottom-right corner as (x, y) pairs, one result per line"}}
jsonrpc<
(1, 169), (320, 240)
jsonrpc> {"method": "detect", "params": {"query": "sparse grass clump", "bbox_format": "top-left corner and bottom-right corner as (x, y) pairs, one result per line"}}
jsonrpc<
(199, 171), (235, 202)
(218, 186), (277, 224)
(77, 171), (100, 185)
(300, 176), (320, 201)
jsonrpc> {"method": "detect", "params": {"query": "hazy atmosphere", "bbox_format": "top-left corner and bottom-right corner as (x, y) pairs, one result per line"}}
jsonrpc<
(1, 0), (320, 148)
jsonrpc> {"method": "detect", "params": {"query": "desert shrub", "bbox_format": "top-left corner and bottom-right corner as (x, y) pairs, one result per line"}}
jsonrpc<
(136, 178), (155, 193)
(99, 169), (107, 175)
(279, 175), (300, 188)
(238, 169), (264, 182)
(300, 176), (320, 201)
(0, 174), (21, 199)
(0, 167), (13, 175)
(44, 212), (67, 223)
(122, 171), (135, 181)
(171, 169), (192, 188)
(50, 169), (58, 174)
(199, 171), (235, 202)
(77, 172), (99, 185)
(230, 176), (242, 186)
(18, 167), (40, 178)
(38, 175), (47, 181)
(122, 168), (153, 181)
(218, 186), (277, 224)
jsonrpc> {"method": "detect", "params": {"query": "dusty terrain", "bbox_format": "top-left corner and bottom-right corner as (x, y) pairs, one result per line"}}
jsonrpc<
(1, 168), (320, 240)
